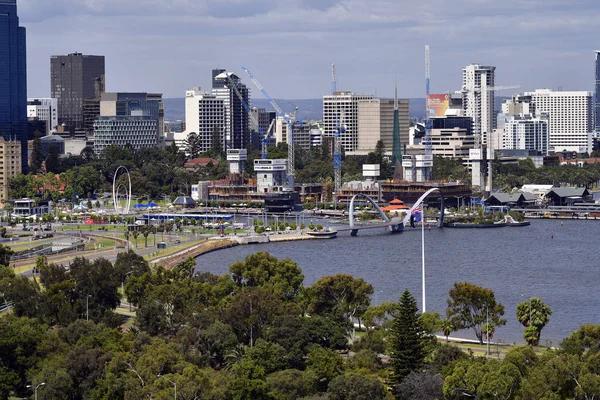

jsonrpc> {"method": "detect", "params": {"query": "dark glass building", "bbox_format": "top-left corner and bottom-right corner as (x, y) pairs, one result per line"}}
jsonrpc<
(0, 0), (28, 173)
(431, 116), (473, 136)
(212, 69), (249, 150)
(50, 53), (105, 136)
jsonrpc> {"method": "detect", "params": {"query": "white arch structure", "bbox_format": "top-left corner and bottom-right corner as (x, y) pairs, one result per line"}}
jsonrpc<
(349, 193), (390, 228)
(113, 166), (132, 215)
(402, 188), (443, 226)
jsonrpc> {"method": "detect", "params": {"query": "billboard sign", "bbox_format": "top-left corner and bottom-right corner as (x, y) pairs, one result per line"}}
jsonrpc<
(427, 94), (450, 117)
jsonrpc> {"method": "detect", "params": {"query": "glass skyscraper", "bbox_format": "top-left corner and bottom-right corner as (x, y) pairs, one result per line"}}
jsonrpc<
(0, 0), (28, 172)
(50, 53), (105, 136)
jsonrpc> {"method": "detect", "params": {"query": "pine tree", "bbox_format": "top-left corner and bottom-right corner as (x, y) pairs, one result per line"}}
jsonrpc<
(389, 289), (426, 385)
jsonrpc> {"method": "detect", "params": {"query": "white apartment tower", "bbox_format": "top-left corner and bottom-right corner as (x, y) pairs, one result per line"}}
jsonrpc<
(183, 88), (225, 154)
(524, 89), (593, 153)
(323, 92), (374, 151)
(462, 64), (496, 145)
(504, 115), (549, 155)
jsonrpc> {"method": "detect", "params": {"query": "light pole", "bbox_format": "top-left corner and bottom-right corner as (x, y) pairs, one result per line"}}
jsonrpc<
(486, 305), (490, 356)
(86, 294), (91, 321)
(421, 204), (426, 313)
(122, 271), (133, 311)
(249, 294), (253, 348)
(157, 374), (177, 400)
(27, 382), (45, 400)
(521, 294), (533, 327)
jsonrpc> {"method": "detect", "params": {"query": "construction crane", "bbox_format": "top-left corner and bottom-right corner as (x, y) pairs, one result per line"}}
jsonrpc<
(332, 63), (343, 193)
(423, 45), (432, 182)
(242, 67), (299, 188)
(225, 74), (270, 159)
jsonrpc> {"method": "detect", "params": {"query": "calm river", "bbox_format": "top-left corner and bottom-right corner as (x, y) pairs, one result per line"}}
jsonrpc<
(196, 218), (600, 345)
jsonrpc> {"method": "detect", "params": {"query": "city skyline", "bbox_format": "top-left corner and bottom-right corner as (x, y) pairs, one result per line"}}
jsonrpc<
(17, 0), (600, 99)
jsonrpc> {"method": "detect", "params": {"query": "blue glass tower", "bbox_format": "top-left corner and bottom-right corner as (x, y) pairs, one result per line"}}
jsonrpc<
(0, 0), (27, 173)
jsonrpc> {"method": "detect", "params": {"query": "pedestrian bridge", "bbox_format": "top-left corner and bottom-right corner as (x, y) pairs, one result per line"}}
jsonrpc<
(342, 188), (444, 236)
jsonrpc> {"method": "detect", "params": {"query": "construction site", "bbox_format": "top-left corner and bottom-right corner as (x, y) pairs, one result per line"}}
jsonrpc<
(192, 46), (515, 211)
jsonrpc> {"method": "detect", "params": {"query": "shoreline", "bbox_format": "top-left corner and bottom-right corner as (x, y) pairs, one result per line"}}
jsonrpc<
(152, 231), (336, 269)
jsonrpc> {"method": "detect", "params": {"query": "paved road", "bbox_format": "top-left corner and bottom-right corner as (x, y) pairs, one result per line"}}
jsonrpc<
(11, 226), (206, 278)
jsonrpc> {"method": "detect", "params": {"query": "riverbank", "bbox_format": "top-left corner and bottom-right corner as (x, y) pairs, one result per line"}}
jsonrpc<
(150, 239), (239, 269)
(151, 230), (337, 269)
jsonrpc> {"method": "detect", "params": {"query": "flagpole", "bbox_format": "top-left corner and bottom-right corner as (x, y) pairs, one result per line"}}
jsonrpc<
(421, 204), (426, 313)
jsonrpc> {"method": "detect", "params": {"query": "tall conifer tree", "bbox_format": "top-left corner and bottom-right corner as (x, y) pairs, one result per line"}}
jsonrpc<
(389, 289), (426, 384)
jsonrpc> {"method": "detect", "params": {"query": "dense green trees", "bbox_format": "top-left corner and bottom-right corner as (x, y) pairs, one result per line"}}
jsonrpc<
(446, 281), (506, 344)
(5, 250), (600, 399)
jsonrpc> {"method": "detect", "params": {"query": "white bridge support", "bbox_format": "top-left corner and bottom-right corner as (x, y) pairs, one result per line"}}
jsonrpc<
(349, 194), (404, 236)
(402, 188), (443, 226)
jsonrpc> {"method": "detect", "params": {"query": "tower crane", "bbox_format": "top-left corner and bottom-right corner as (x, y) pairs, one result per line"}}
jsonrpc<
(423, 45), (432, 182)
(225, 74), (270, 159)
(242, 67), (299, 189)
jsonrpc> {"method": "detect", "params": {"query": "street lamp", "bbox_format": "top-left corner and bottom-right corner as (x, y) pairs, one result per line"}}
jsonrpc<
(86, 294), (92, 321)
(521, 294), (533, 326)
(122, 271), (134, 311)
(486, 305), (490, 357)
(27, 382), (46, 400)
(157, 374), (177, 400)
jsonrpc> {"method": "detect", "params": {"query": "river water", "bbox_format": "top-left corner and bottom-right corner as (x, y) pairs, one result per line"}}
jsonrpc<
(195, 218), (600, 345)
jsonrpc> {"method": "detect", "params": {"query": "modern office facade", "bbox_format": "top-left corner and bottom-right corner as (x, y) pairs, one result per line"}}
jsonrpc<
(93, 92), (163, 154)
(274, 118), (323, 150)
(462, 64), (495, 145)
(522, 89), (593, 153)
(211, 69), (249, 150)
(0, 0), (28, 174)
(357, 98), (409, 151)
(429, 128), (475, 158)
(27, 98), (58, 135)
(249, 107), (276, 137)
(183, 87), (225, 154)
(504, 114), (549, 155)
(50, 53), (105, 135)
(323, 92), (374, 151)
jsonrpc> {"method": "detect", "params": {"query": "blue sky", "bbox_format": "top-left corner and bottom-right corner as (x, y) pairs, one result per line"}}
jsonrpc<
(18, 0), (599, 99)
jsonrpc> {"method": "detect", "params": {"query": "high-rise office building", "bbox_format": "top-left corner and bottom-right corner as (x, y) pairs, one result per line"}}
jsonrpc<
(505, 90), (593, 153)
(51, 53), (105, 135)
(93, 92), (163, 154)
(183, 87), (225, 154)
(595, 51), (600, 138)
(0, 0), (27, 174)
(462, 64), (496, 145)
(357, 98), (409, 151)
(27, 98), (58, 135)
(323, 92), (374, 151)
(211, 69), (249, 150)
